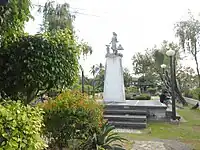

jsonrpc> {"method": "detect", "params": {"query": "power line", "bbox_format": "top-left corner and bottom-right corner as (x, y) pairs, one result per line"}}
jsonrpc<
(32, 3), (101, 17)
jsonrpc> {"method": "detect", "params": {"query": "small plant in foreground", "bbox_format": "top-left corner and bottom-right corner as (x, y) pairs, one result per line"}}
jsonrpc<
(82, 121), (127, 150)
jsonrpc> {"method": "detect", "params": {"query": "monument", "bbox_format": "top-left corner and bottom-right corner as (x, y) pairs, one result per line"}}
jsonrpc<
(103, 32), (125, 103)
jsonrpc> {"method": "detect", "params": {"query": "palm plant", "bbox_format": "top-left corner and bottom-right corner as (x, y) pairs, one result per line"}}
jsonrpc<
(81, 121), (127, 150)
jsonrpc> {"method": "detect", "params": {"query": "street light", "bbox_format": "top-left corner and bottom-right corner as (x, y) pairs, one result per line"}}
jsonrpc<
(80, 65), (84, 94)
(161, 64), (167, 74)
(166, 49), (176, 120)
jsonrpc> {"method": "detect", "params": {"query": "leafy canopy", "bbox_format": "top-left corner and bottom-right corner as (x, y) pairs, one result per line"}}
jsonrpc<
(0, 0), (32, 44)
(0, 29), (80, 104)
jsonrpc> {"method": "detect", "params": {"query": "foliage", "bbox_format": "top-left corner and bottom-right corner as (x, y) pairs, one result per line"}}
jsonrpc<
(123, 68), (133, 87)
(39, 0), (74, 32)
(40, 90), (104, 149)
(39, 0), (92, 56)
(134, 94), (151, 100)
(176, 66), (196, 91)
(184, 88), (200, 100)
(175, 11), (200, 87)
(132, 51), (153, 75)
(125, 86), (138, 94)
(0, 101), (47, 150)
(126, 93), (151, 100)
(0, 0), (32, 45)
(72, 83), (93, 94)
(82, 121), (127, 150)
(147, 87), (157, 95)
(0, 29), (80, 104)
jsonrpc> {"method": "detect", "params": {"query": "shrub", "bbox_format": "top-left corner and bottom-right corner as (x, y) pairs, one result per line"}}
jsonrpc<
(134, 94), (151, 100)
(82, 121), (127, 150)
(184, 88), (200, 100)
(40, 90), (104, 149)
(184, 89), (193, 98)
(147, 87), (157, 95)
(0, 101), (47, 150)
(125, 86), (138, 94)
(126, 94), (151, 100)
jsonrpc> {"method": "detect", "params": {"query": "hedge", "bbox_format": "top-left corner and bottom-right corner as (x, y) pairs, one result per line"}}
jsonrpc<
(126, 93), (151, 100)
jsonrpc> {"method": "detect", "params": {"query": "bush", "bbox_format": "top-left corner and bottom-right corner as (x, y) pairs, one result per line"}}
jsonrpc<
(134, 94), (151, 100)
(147, 87), (157, 95)
(0, 101), (47, 150)
(125, 86), (138, 94)
(184, 89), (193, 98)
(126, 94), (151, 100)
(40, 90), (104, 149)
(185, 88), (200, 100)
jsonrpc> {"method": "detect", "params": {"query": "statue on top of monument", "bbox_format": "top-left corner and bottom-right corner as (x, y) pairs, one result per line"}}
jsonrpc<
(110, 32), (118, 54)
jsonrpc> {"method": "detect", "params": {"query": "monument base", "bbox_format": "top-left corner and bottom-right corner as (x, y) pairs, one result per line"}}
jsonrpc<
(103, 53), (125, 103)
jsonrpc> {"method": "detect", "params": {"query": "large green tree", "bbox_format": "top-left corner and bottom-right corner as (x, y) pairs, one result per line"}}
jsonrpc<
(0, 0), (32, 45)
(175, 11), (200, 88)
(123, 68), (133, 87)
(0, 29), (80, 104)
(132, 41), (187, 105)
(38, 0), (92, 56)
(39, 1), (74, 32)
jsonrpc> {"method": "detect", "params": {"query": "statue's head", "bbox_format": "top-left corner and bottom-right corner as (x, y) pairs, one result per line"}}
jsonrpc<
(113, 32), (117, 38)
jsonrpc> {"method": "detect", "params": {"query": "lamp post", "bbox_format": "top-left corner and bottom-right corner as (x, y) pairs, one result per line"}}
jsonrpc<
(80, 65), (84, 94)
(166, 49), (176, 120)
(161, 64), (167, 74)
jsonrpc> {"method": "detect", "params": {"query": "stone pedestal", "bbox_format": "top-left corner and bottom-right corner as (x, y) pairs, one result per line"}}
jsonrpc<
(103, 53), (125, 103)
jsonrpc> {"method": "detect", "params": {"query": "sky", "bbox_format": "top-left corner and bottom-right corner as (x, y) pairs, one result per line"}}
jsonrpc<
(25, 0), (200, 77)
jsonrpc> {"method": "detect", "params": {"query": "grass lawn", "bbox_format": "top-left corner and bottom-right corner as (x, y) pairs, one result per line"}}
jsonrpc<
(119, 107), (200, 150)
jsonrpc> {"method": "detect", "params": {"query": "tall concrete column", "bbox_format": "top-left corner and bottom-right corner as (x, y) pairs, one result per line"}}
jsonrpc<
(103, 32), (125, 103)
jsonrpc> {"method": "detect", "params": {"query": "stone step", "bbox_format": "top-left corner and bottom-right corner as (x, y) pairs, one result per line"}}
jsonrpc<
(104, 109), (147, 115)
(104, 115), (147, 122)
(108, 121), (147, 129)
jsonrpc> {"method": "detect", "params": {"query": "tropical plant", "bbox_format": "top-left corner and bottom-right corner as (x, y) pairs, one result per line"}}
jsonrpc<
(82, 121), (127, 150)
(0, 100), (47, 150)
(40, 90), (104, 150)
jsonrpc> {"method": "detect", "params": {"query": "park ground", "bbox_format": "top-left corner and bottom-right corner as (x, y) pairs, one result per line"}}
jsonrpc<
(118, 106), (200, 150)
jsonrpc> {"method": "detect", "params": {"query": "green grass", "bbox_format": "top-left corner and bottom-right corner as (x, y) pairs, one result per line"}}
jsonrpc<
(119, 107), (200, 150)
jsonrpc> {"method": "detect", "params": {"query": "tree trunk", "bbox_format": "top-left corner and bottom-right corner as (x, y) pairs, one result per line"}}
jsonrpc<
(165, 71), (187, 105)
(194, 53), (200, 100)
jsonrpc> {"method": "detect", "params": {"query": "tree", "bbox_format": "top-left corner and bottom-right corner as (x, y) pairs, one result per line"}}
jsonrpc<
(176, 66), (196, 90)
(123, 68), (133, 87)
(89, 63), (103, 97)
(153, 42), (187, 105)
(175, 11), (200, 89)
(0, 29), (80, 104)
(39, 0), (92, 56)
(39, 0), (74, 32)
(132, 51), (153, 76)
(132, 41), (187, 105)
(0, 0), (32, 45)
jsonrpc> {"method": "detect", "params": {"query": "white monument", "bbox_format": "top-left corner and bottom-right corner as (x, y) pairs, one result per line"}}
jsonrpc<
(103, 32), (125, 103)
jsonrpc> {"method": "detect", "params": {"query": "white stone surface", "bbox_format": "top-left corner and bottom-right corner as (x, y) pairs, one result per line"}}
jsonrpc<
(103, 53), (125, 103)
